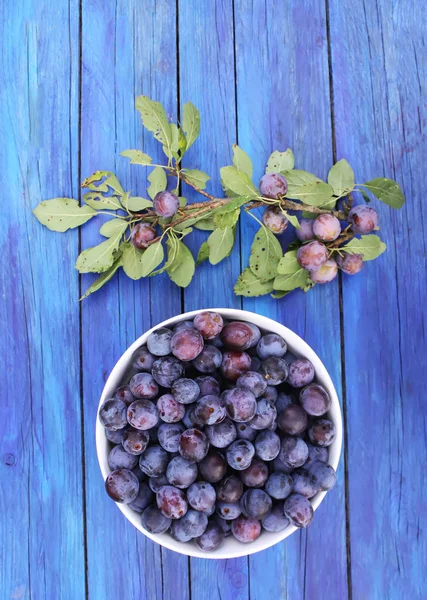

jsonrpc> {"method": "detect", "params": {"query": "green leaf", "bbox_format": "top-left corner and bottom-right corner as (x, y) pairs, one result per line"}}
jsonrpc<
(169, 124), (187, 160)
(266, 149), (294, 173)
(249, 226), (283, 283)
(126, 197), (154, 212)
(212, 196), (248, 214)
(83, 192), (122, 211)
(327, 159), (355, 196)
(120, 150), (152, 166)
(82, 171), (124, 196)
(179, 227), (193, 238)
(232, 144), (253, 178)
(283, 211), (300, 229)
(277, 250), (299, 275)
(234, 268), (274, 297)
(220, 166), (259, 199)
(194, 217), (215, 231)
(290, 180), (335, 207)
(213, 208), (240, 229)
(362, 178), (405, 209)
(340, 234), (386, 261)
(135, 96), (173, 158)
(271, 290), (290, 299)
(75, 231), (123, 273)
(99, 218), (128, 238)
(166, 240), (195, 287)
(284, 170), (321, 194)
(33, 198), (96, 232)
(274, 268), (309, 291)
(182, 102), (200, 151)
(140, 240), (165, 276)
(120, 242), (146, 280)
(183, 169), (210, 190)
(196, 241), (210, 265)
(179, 196), (187, 207)
(80, 258), (122, 300)
(208, 227), (235, 265)
(147, 167), (167, 200)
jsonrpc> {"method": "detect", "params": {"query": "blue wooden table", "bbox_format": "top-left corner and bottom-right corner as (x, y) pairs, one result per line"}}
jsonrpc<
(1, 1), (425, 598)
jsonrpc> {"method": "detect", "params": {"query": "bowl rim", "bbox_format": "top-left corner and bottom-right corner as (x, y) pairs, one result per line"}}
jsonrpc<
(96, 308), (343, 559)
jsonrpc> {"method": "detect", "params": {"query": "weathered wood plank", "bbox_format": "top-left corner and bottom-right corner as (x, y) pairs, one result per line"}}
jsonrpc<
(0, 1), (85, 599)
(234, 1), (348, 598)
(178, 2), (249, 599)
(329, 1), (427, 597)
(80, 1), (185, 598)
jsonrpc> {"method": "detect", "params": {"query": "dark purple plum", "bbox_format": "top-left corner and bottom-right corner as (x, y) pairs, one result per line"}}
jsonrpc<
(283, 494), (314, 528)
(157, 422), (184, 453)
(262, 386), (278, 403)
(220, 351), (251, 381)
(226, 439), (255, 470)
(194, 375), (220, 397)
(194, 395), (226, 425)
(152, 357), (184, 388)
(157, 393), (186, 423)
(193, 311), (224, 340)
(171, 377), (200, 404)
(279, 436), (309, 468)
(216, 475), (244, 503)
(305, 443), (329, 468)
(313, 213), (341, 241)
(247, 398), (277, 430)
(297, 241), (328, 272)
(262, 504), (290, 532)
(132, 464), (148, 482)
(250, 356), (261, 371)
(127, 399), (159, 430)
(179, 428), (209, 462)
(170, 519), (193, 543)
(182, 407), (201, 429)
(246, 322), (262, 347)
(192, 345), (222, 373)
(308, 419), (336, 447)
(300, 384), (331, 416)
(195, 521), (225, 551)
(241, 489), (272, 519)
(292, 469), (319, 498)
(310, 258), (338, 284)
(216, 502), (242, 520)
(256, 333), (287, 359)
(224, 387), (257, 423)
(271, 456), (293, 474)
(149, 474), (169, 493)
(153, 190), (180, 217)
(129, 373), (159, 399)
(130, 222), (157, 249)
(105, 426), (126, 444)
(262, 207), (289, 234)
(309, 461), (336, 491)
(277, 404), (308, 436)
(236, 371), (268, 398)
(287, 358), (315, 388)
(108, 444), (139, 470)
(348, 205), (378, 234)
(205, 418), (237, 448)
(296, 218), (314, 242)
(166, 456), (198, 489)
(187, 481), (216, 513)
(231, 515), (261, 543)
(139, 445), (169, 477)
(275, 392), (294, 413)
(128, 482), (154, 513)
(265, 472), (293, 499)
(177, 509), (208, 540)
(336, 252), (363, 275)
(213, 514), (232, 536)
(114, 385), (135, 406)
(235, 423), (257, 441)
(105, 469), (139, 504)
(198, 449), (227, 483)
(220, 321), (253, 351)
(259, 357), (289, 385)
(147, 327), (173, 356)
(131, 347), (155, 373)
(171, 328), (204, 362)
(156, 485), (188, 519)
(254, 430), (281, 461)
(141, 504), (171, 533)
(122, 427), (150, 455)
(99, 398), (128, 431)
(259, 172), (288, 199)
(240, 458), (269, 488)
(173, 320), (194, 333)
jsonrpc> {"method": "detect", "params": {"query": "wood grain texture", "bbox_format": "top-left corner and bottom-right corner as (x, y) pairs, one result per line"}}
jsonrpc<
(234, 1), (348, 598)
(0, 1), (85, 599)
(329, 1), (427, 598)
(178, 2), (249, 599)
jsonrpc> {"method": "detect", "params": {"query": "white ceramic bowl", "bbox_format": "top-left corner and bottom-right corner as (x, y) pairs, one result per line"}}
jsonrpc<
(96, 308), (342, 559)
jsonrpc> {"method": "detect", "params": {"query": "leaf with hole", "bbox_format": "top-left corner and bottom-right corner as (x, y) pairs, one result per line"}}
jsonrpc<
(182, 102), (200, 150)
(120, 150), (153, 166)
(33, 198), (96, 232)
(183, 169), (210, 190)
(80, 258), (122, 300)
(274, 269), (309, 291)
(266, 149), (294, 173)
(147, 167), (167, 200)
(362, 178), (405, 209)
(340, 234), (386, 260)
(234, 269), (274, 297)
(135, 96), (173, 158)
(249, 226), (283, 283)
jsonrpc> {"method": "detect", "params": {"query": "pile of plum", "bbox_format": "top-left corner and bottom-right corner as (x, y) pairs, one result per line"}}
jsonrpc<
(99, 312), (337, 552)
